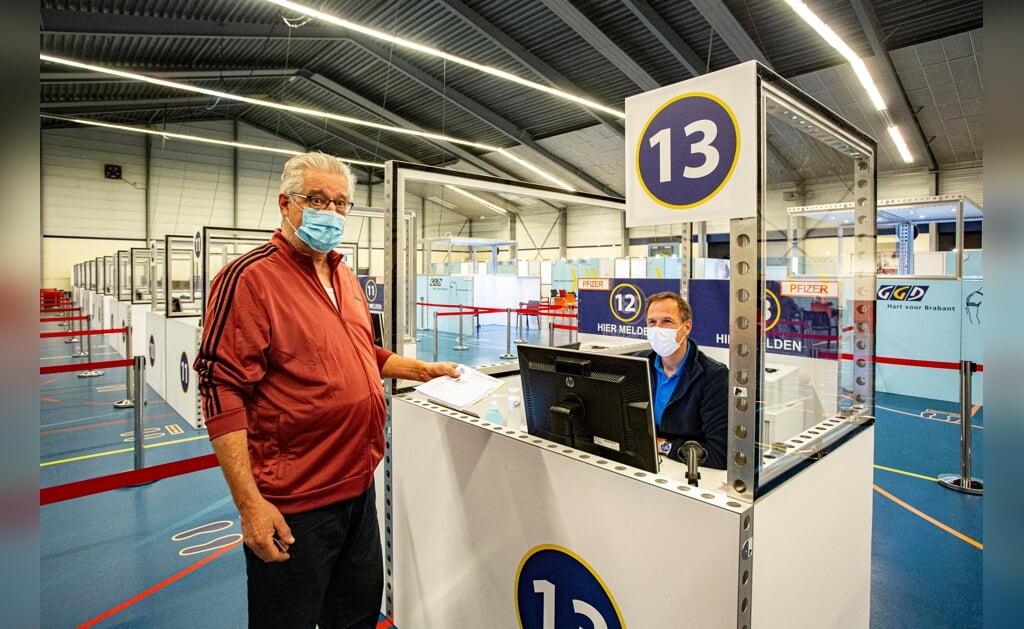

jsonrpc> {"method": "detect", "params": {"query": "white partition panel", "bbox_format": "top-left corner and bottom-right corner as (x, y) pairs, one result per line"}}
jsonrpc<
(164, 317), (203, 429)
(144, 311), (167, 400)
(127, 303), (151, 358)
(113, 299), (130, 358)
(751, 428), (874, 628)
(390, 397), (744, 628)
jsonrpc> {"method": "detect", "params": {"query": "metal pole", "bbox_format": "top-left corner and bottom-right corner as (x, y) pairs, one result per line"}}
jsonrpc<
(938, 360), (983, 494)
(453, 304), (468, 351)
(114, 325), (135, 408)
(433, 312), (439, 363)
(500, 308), (515, 359)
(548, 320), (555, 347)
(132, 356), (146, 470)
(515, 302), (527, 343)
(71, 314), (87, 357)
(86, 316), (93, 358)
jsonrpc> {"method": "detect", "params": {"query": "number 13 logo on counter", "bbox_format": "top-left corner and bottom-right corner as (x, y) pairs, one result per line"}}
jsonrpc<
(636, 93), (740, 209)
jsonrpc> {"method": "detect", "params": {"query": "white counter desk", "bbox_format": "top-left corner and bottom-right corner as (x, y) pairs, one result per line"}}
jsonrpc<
(384, 387), (873, 628)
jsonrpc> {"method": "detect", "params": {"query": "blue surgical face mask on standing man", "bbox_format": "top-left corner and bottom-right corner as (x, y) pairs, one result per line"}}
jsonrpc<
(287, 208), (345, 253)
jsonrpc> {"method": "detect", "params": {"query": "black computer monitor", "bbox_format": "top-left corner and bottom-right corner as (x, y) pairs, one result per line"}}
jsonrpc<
(516, 344), (659, 473)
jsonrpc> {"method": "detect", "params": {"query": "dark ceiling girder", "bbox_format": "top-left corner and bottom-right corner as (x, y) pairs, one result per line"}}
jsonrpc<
(536, 0), (660, 92)
(687, 0), (772, 67)
(346, 37), (621, 196)
(41, 8), (617, 196)
(303, 73), (510, 179)
(848, 0), (937, 171)
(436, 0), (624, 138)
(40, 96), (251, 112)
(620, 0), (706, 78)
(41, 65), (510, 177)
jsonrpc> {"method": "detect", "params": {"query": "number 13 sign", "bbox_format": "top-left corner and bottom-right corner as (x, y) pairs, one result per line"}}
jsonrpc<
(625, 60), (757, 226)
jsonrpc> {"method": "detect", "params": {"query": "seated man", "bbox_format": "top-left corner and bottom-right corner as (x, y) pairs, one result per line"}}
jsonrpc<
(643, 291), (728, 469)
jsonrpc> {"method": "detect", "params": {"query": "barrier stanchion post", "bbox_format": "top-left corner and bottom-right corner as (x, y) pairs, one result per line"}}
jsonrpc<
(501, 308), (515, 359)
(515, 304), (527, 344)
(77, 317), (103, 378)
(453, 305), (468, 351)
(114, 325), (134, 408)
(71, 314), (87, 356)
(64, 310), (79, 344)
(548, 321), (555, 346)
(433, 312), (440, 363)
(132, 356), (146, 470)
(938, 360), (983, 494)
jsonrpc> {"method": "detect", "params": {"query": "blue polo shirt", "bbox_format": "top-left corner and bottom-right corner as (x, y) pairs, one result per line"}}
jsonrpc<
(652, 343), (690, 427)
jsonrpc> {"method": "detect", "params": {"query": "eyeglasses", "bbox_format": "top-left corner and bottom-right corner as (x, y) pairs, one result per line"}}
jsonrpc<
(290, 193), (355, 212)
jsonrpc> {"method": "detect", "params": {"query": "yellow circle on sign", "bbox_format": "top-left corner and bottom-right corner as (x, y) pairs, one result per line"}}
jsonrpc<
(765, 289), (781, 332)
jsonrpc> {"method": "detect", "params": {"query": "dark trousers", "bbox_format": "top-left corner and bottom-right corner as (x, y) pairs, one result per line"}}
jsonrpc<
(244, 484), (383, 629)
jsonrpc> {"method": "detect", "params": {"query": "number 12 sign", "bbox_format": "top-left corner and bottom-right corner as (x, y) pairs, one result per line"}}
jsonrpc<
(625, 60), (757, 226)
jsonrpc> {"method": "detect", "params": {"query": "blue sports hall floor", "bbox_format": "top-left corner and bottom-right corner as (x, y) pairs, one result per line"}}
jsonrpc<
(40, 320), (981, 628)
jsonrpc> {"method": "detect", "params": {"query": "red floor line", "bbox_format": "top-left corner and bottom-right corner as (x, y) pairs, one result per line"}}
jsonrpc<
(42, 397), (61, 403)
(75, 539), (242, 628)
(40, 413), (181, 436)
(41, 419), (129, 435)
(42, 378), (56, 385)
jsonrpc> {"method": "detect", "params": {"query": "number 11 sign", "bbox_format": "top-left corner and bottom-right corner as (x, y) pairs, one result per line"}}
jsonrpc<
(625, 61), (757, 226)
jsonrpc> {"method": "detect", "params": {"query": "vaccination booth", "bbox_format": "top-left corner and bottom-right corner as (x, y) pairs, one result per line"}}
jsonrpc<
(375, 61), (878, 628)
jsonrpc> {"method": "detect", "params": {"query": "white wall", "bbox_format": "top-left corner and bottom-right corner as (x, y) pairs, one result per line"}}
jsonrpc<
(41, 122), (983, 288)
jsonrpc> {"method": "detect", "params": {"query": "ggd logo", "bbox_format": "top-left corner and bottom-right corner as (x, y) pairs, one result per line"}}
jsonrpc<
(877, 285), (928, 301)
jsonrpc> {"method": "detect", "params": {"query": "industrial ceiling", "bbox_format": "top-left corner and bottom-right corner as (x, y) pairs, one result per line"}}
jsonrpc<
(40, 0), (983, 200)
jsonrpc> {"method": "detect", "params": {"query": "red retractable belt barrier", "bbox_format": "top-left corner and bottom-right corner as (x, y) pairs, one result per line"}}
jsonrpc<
(40, 454), (219, 506)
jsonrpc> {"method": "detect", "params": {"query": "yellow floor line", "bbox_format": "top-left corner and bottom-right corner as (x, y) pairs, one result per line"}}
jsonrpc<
(873, 464), (937, 482)
(40, 435), (209, 467)
(873, 483), (983, 550)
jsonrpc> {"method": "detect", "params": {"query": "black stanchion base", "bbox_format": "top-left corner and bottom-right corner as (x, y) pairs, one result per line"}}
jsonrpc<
(937, 474), (984, 495)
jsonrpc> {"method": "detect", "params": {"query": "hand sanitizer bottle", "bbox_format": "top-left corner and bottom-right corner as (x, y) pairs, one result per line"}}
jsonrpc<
(506, 386), (524, 430)
(485, 394), (503, 424)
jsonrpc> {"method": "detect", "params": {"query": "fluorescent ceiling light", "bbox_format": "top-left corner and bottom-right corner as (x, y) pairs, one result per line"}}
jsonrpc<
(496, 150), (575, 191)
(444, 185), (508, 215)
(40, 113), (386, 168)
(263, 0), (624, 119)
(886, 126), (914, 163)
(784, 0), (914, 163)
(40, 54), (580, 188)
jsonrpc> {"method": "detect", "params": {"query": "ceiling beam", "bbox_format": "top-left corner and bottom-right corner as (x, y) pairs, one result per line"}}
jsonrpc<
(303, 73), (509, 179)
(41, 9), (617, 195)
(536, 0), (660, 92)
(436, 0), (623, 138)
(848, 0), (937, 171)
(620, 0), (706, 77)
(348, 37), (622, 196)
(688, 0), (772, 67)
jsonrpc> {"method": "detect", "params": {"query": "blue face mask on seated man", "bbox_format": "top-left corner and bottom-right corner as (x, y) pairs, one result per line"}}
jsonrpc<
(288, 208), (345, 253)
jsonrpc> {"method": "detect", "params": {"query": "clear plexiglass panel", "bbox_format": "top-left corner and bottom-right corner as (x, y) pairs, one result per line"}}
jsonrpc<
(165, 235), (200, 317)
(200, 227), (273, 320)
(116, 250), (132, 301)
(130, 248), (152, 305)
(755, 86), (875, 495)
